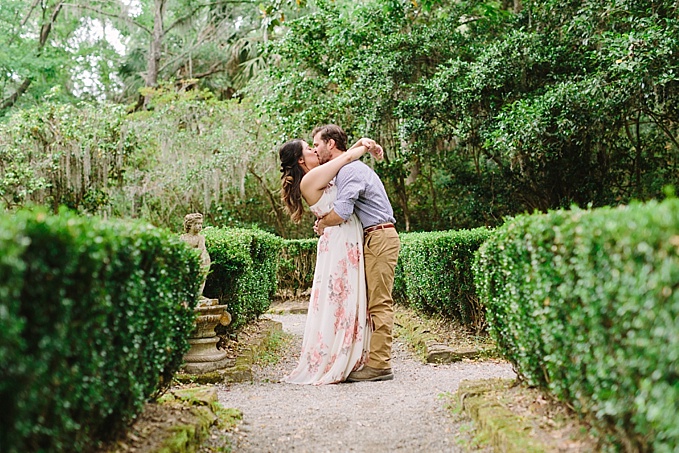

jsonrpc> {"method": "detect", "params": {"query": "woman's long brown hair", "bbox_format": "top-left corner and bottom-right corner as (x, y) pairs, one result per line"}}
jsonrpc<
(279, 139), (306, 223)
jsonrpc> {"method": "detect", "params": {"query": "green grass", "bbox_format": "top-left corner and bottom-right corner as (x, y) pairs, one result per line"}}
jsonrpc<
(254, 330), (294, 366)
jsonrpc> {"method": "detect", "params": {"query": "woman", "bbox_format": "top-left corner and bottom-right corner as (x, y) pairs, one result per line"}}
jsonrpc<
(279, 137), (381, 385)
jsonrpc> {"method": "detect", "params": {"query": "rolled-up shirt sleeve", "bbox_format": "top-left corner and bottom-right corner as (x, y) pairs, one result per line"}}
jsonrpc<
(333, 167), (365, 221)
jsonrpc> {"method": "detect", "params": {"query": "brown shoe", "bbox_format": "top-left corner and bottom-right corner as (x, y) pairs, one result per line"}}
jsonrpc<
(346, 366), (394, 382)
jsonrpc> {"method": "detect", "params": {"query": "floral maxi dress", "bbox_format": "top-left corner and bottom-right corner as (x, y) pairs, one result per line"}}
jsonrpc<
(285, 182), (370, 385)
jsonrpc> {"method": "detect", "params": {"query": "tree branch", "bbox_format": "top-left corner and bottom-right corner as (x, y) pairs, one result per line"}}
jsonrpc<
(164, 5), (206, 34)
(158, 28), (218, 74)
(1, 1), (64, 112)
(165, 0), (255, 33)
(248, 166), (286, 234)
(646, 108), (679, 152)
(21, 0), (41, 27)
(5, 0), (40, 52)
(1, 79), (32, 111)
(192, 62), (227, 79)
(40, 1), (64, 47)
(62, 3), (152, 34)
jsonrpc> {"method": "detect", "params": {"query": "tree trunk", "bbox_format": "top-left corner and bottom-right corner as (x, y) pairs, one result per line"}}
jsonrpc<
(514, 0), (522, 13)
(144, 0), (166, 109)
(397, 172), (410, 232)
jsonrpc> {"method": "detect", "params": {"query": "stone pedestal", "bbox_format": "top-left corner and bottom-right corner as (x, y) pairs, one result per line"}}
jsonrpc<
(183, 299), (233, 374)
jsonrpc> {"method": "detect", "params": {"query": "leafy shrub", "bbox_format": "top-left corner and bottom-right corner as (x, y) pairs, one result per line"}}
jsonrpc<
(277, 238), (318, 297)
(0, 209), (201, 453)
(0, 102), (131, 213)
(395, 228), (493, 332)
(203, 227), (283, 330)
(474, 199), (679, 451)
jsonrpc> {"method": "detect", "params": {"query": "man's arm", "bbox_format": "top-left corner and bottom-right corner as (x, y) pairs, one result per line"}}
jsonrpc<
(349, 140), (384, 160)
(313, 209), (345, 236)
(348, 137), (375, 150)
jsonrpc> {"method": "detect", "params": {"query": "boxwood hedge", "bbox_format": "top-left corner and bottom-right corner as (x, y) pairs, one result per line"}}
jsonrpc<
(203, 227), (283, 331)
(274, 230), (492, 333)
(474, 199), (679, 451)
(277, 238), (318, 297)
(395, 228), (493, 332)
(0, 209), (202, 453)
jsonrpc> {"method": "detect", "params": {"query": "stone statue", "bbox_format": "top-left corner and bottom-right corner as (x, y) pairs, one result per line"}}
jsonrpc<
(180, 213), (211, 301)
(179, 213), (233, 374)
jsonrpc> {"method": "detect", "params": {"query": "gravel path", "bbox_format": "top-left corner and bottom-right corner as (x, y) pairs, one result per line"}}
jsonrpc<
(216, 313), (515, 452)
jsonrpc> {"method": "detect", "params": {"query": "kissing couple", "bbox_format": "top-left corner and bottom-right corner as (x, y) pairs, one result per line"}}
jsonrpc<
(279, 124), (401, 385)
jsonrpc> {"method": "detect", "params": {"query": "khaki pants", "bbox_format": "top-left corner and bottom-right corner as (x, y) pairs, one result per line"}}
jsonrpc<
(364, 228), (401, 370)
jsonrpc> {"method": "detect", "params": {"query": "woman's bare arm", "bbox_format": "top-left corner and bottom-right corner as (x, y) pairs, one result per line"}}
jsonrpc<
(300, 144), (378, 204)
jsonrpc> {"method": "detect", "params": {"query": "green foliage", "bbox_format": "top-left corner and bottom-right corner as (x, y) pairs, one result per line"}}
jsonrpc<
(474, 199), (679, 450)
(258, 0), (679, 232)
(0, 93), (302, 236)
(203, 226), (283, 330)
(277, 238), (318, 295)
(395, 228), (492, 332)
(0, 0), (296, 109)
(0, 1), (82, 110)
(0, 208), (201, 453)
(0, 101), (131, 211)
(123, 89), (284, 230)
(256, 0), (527, 229)
(4, 0), (679, 235)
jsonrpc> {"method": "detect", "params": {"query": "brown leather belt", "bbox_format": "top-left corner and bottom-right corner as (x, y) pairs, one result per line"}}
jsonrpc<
(363, 223), (396, 234)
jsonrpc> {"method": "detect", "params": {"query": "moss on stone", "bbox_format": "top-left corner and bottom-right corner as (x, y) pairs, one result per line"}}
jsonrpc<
(394, 306), (497, 364)
(158, 423), (201, 453)
(215, 405), (242, 430)
(173, 386), (218, 405)
(152, 392), (221, 453)
(174, 371), (225, 385)
(142, 320), (283, 451)
(457, 379), (546, 453)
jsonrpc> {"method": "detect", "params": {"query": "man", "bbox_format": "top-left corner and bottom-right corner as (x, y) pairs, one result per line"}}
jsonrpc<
(312, 124), (401, 382)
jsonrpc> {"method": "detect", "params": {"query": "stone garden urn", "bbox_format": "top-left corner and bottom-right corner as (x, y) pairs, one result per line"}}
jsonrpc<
(182, 298), (233, 374)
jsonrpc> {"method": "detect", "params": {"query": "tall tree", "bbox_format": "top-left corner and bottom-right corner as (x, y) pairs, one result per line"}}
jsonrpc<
(0, 0), (304, 112)
(257, 0), (678, 231)
(0, 0), (70, 111)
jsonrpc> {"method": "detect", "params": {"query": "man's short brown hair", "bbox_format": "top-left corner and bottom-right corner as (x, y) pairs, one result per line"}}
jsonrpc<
(312, 124), (348, 151)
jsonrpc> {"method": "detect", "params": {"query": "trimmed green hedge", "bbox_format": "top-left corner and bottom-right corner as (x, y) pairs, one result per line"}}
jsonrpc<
(474, 199), (679, 451)
(0, 209), (201, 453)
(394, 228), (493, 332)
(277, 238), (318, 296)
(203, 227), (283, 330)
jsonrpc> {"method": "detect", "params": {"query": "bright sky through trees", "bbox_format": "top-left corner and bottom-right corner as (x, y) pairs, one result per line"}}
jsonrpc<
(66, 0), (141, 98)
